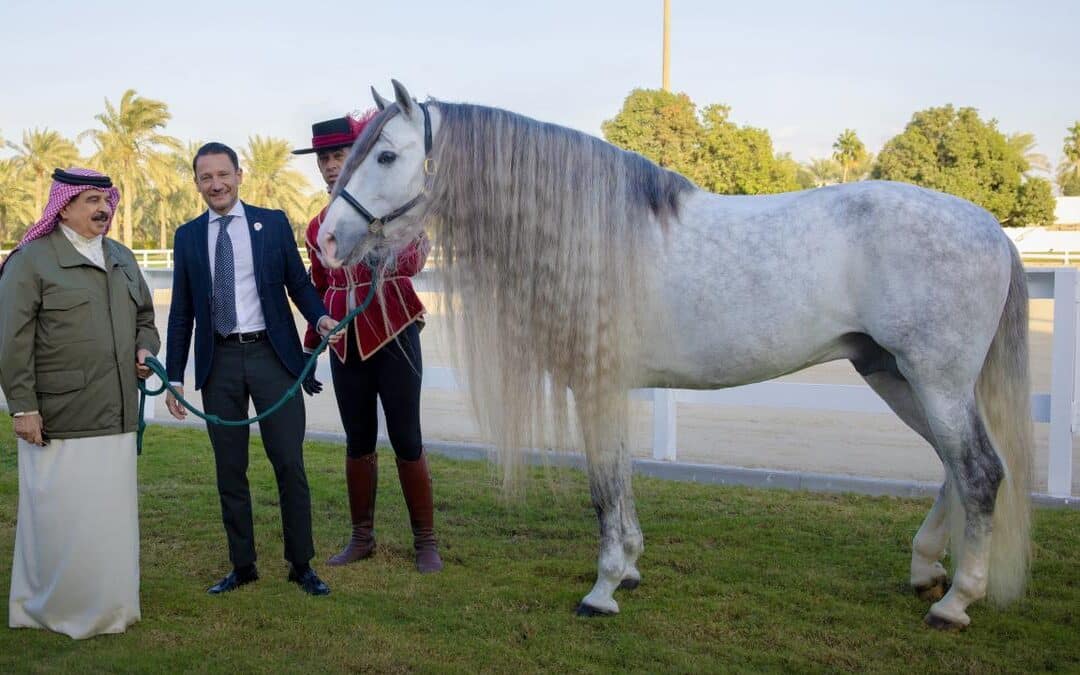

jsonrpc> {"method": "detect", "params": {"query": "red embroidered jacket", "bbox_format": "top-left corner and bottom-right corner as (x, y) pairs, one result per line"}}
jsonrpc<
(303, 207), (428, 361)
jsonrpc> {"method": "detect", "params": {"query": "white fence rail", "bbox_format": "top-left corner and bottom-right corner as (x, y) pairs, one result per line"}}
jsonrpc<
(406, 269), (1080, 499)
(1, 247), (1075, 269)
(6, 246), (1076, 497)
(128, 248), (311, 270)
(0, 248), (311, 269)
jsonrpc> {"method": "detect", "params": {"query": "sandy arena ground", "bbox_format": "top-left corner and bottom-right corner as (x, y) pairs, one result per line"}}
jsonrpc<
(4, 294), (1075, 495)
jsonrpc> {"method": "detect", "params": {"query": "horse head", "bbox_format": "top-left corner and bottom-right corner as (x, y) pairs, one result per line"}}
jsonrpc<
(318, 80), (437, 269)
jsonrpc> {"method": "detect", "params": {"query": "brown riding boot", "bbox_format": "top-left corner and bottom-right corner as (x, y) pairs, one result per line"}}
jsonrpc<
(327, 454), (378, 566)
(396, 451), (443, 573)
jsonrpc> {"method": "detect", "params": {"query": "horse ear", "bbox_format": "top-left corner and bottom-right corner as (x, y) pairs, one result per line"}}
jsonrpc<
(391, 79), (414, 119)
(371, 86), (390, 111)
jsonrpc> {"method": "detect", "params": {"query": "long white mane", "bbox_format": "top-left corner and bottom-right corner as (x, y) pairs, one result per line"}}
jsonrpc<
(421, 101), (694, 481)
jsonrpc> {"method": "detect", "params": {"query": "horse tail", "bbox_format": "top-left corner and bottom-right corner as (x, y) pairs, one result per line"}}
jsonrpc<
(975, 241), (1034, 606)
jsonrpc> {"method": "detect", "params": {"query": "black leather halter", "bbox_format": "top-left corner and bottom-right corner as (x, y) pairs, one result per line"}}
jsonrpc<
(336, 102), (435, 234)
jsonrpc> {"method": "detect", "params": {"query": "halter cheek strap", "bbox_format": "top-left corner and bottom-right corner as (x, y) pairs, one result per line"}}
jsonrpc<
(337, 102), (435, 234)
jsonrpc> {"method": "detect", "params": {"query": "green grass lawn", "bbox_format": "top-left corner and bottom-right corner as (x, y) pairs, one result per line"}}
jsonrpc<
(0, 417), (1077, 673)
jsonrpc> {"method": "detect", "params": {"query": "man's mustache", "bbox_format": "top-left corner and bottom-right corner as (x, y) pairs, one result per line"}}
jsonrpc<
(91, 211), (110, 222)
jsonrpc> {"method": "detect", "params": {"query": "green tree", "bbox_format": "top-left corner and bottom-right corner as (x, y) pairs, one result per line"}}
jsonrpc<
(832, 129), (868, 183)
(140, 142), (204, 248)
(692, 105), (799, 194)
(0, 159), (36, 245)
(872, 105), (1053, 225)
(777, 152), (817, 190)
(1058, 121), (1080, 196)
(239, 136), (313, 240)
(82, 89), (181, 246)
(1006, 132), (1050, 175)
(805, 157), (842, 186)
(1011, 178), (1055, 226)
(6, 128), (80, 215)
(602, 89), (799, 195)
(302, 189), (329, 221)
(601, 88), (701, 175)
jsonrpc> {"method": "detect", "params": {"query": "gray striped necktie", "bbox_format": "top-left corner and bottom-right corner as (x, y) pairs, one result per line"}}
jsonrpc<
(212, 215), (237, 336)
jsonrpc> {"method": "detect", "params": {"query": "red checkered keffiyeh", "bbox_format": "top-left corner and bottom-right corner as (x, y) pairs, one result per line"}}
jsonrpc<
(0, 167), (119, 273)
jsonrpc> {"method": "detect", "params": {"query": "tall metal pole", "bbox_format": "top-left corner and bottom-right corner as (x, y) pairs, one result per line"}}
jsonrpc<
(662, 0), (671, 91)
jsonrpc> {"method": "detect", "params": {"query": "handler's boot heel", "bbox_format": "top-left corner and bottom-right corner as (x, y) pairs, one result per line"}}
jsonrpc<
(327, 453), (378, 566)
(396, 450), (443, 573)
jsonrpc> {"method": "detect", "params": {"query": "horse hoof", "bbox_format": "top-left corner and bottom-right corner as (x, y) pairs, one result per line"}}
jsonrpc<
(913, 578), (948, 602)
(618, 577), (641, 591)
(575, 603), (615, 618)
(924, 612), (967, 632)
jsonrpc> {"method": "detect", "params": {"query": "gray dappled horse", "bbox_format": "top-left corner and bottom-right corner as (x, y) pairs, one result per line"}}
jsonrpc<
(316, 80), (1033, 630)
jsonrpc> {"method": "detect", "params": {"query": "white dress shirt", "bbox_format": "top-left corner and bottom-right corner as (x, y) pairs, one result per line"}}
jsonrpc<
(60, 224), (105, 269)
(207, 201), (266, 334)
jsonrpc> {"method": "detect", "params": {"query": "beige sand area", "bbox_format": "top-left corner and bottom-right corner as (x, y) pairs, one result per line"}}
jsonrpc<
(401, 297), (1077, 495)
(11, 293), (1068, 496)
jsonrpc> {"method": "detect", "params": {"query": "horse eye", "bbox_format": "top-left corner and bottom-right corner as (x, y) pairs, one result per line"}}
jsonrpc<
(377, 151), (397, 165)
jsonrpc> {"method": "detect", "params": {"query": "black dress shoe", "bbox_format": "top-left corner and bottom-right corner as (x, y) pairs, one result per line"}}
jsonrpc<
(288, 566), (330, 596)
(207, 567), (259, 595)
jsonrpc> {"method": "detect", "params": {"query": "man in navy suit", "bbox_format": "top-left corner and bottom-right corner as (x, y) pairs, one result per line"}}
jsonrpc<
(166, 142), (340, 596)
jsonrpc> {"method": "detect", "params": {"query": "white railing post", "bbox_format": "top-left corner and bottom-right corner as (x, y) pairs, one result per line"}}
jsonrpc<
(651, 388), (677, 461)
(1048, 267), (1078, 497)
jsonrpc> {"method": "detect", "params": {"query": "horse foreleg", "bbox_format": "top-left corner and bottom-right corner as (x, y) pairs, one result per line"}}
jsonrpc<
(617, 498), (643, 590)
(576, 439), (635, 617)
(911, 483), (951, 601)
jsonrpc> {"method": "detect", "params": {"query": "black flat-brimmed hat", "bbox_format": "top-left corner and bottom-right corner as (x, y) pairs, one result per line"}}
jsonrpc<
(292, 116), (365, 155)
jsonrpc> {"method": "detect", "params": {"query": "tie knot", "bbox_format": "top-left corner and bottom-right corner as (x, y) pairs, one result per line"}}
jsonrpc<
(216, 215), (235, 229)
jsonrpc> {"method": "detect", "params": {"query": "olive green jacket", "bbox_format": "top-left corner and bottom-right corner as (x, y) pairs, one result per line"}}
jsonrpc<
(0, 229), (160, 439)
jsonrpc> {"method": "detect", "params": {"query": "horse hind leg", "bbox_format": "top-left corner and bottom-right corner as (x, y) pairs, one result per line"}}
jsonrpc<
(918, 391), (1005, 630)
(852, 341), (949, 601)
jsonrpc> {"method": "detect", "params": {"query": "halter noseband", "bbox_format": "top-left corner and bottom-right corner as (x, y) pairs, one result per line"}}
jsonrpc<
(336, 102), (435, 235)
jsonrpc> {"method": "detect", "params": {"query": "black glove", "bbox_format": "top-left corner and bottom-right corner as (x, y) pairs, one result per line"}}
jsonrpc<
(302, 374), (323, 396)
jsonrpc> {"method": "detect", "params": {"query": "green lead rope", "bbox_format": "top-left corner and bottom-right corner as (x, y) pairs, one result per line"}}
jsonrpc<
(136, 271), (380, 454)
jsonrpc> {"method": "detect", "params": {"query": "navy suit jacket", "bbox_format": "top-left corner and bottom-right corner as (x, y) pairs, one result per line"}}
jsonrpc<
(166, 203), (325, 389)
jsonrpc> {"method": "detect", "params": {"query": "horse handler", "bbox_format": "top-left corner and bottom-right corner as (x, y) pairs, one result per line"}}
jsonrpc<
(0, 168), (159, 639)
(296, 112), (442, 573)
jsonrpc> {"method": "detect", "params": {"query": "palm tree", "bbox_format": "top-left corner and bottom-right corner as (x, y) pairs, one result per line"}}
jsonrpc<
(0, 159), (36, 245)
(240, 136), (313, 240)
(81, 89), (181, 246)
(145, 143), (206, 248)
(832, 129), (868, 183)
(805, 157), (842, 186)
(6, 128), (80, 214)
(1006, 132), (1051, 176)
(1058, 122), (1080, 196)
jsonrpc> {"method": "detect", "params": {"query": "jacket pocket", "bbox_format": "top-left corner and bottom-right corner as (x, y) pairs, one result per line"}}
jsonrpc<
(121, 265), (146, 306)
(42, 289), (90, 310)
(39, 290), (93, 343)
(36, 369), (108, 434)
(36, 369), (86, 394)
(127, 280), (145, 306)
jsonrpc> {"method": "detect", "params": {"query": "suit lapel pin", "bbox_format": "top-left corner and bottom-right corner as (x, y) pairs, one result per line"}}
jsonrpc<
(253, 222), (263, 232)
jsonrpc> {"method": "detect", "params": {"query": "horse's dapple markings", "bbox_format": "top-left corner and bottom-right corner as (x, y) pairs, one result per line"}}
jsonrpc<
(316, 80), (1033, 630)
